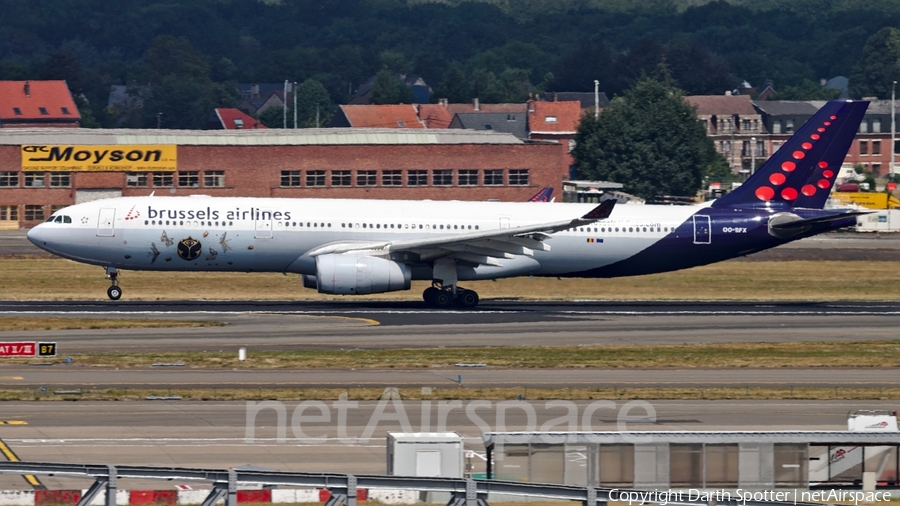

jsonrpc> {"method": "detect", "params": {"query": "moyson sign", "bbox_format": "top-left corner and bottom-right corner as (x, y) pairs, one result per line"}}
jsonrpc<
(0, 342), (56, 357)
(21, 145), (177, 172)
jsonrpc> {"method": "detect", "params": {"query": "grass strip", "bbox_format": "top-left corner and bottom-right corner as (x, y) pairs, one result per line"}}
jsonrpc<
(4, 258), (900, 301)
(10, 340), (900, 369)
(2, 386), (898, 401)
(0, 317), (224, 331)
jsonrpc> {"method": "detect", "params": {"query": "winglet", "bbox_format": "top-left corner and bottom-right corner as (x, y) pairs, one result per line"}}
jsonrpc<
(527, 187), (554, 202)
(581, 199), (616, 220)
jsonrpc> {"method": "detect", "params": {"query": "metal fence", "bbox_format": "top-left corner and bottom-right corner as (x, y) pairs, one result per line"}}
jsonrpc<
(0, 462), (822, 506)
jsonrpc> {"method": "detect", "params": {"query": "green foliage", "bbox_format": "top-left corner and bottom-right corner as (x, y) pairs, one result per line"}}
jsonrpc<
(850, 27), (900, 99)
(143, 35), (211, 84)
(371, 68), (415, 104)
(143, 76), (238, 130)
(776, 79), (842, 101)
(572, 77), (717, 199)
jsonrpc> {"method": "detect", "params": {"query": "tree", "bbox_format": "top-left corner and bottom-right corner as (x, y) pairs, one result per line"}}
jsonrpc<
(850, 27), (900, 99)
(143, 35), (211, 84)
(295, 78), (333, 127)
(436, 64), (469, 103)
(371, 68), (414, 104)
(143, 75), (238, 129)
(572, 77), (722, 199)
(776, 79), (841, 100)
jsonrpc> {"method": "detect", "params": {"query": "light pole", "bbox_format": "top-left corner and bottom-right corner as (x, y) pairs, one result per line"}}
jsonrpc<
(892, 80), (897, 177)
(751, 136), (756, 175)
(594, 80), (599, 119)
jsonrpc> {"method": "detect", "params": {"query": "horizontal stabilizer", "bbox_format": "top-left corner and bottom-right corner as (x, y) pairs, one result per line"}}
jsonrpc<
(768, 210), (869, 239)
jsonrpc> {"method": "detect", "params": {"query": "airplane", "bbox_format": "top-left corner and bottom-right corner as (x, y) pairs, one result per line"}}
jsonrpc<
(27, 99), (870, 308)
(527, 187), (553, 202)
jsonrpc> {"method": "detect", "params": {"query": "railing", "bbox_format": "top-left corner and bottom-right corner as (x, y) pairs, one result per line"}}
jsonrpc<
(0, 462), (815, 506)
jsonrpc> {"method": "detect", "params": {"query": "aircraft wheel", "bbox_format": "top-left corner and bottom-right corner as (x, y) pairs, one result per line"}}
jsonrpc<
(423, 287), (440, 306)
(107, 286), (123, 301)
(457, 289), (479, 308)
(433, 290), (453, 308)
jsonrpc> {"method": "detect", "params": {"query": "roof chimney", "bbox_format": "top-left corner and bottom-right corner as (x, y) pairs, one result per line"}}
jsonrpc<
(439, 98), (448, 107)
(24, 81), (30, 97)
(473, 98), (480, 111)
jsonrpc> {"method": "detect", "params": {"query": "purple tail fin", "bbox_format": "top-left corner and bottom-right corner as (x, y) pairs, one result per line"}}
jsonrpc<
(527, 187), (553, 202)
(712, 100), (869, 210)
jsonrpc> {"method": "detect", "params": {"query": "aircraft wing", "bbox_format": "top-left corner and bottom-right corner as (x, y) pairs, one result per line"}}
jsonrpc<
(306, 200), (615, 266)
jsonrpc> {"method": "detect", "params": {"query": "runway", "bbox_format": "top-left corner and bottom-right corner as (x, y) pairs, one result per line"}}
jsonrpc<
(0, 399), (894, 490)
(1, 301), (899, 352)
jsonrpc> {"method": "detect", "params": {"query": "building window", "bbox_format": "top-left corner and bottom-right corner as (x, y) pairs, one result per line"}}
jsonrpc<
(860, 140), (869, 155)
(873, 118), (882, 133)
(24, 205), (45, 221)
(153, 173), (173, 187)
(459, 170), (478, 186)
(433, 170), (452, 186)
(331, 170), (351, 187)
(545, 115), (557, 123)
(24, 172), (45, 187)
(49, 173), (70, 187)
(785, 119), (794, 133)
(61, 107), (71, 115)
(872, 140), (881, 155)
(178, 171), (199, 187)
(357, 170), (377, 186)
(484, 169), (504, 186)
(126, 173), (148, 187)
(382, 170), (402, 186)
(772, 121), (781, 134)
(281, 170), (301, 187)
(12, 107), (21, 116)
(873, 163), (882, 174)
(0, 205), (18, 221)
(38, 107), (48, 115)
(509, 169), (529, 186)
(306, 170), (326, 187)
(742, 119), (752, 131)
(0, 172), (18, 187)
(407, 170), (428, 186)
(204, 171), (225, 187)
(860, 121), (869, 133)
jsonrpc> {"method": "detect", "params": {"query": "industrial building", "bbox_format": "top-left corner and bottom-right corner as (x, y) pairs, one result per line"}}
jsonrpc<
(0, 128), (568, 229)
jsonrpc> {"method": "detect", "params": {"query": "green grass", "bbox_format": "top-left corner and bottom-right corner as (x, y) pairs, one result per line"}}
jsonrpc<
(0, 317), (224, 331)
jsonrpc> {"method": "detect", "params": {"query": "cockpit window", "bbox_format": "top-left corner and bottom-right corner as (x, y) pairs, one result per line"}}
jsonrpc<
(47, 215), (72, 224)
(46, 216), (57, 223)
(63, 215), (72, 223)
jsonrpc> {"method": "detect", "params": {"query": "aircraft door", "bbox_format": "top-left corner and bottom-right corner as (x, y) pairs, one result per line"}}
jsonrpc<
(693, 215), (711, 244)
(97, 208), (115, 237)
(255, 212), (273, 239)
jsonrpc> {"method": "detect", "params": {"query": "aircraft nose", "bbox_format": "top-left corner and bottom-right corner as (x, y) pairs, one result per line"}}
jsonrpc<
(26, 225), (44, 245)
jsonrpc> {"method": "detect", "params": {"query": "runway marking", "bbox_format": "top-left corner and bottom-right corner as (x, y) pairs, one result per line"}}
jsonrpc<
(0, 421), (27, 425)
(0, 437), (45, 490)
(0, 377), (23, 381)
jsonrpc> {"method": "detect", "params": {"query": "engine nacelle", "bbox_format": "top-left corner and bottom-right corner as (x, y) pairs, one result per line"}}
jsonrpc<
(301, 275), (318, 290)
(315, 254), (411, 295)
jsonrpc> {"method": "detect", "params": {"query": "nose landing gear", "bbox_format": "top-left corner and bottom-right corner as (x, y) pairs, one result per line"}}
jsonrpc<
(105, 267), (122, 300)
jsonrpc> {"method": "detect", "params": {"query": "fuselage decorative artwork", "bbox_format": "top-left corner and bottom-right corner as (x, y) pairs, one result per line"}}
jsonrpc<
(28, 100), (870, 307)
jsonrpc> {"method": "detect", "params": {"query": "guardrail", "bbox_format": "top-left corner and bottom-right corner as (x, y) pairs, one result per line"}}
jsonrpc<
(0, 462), (812, 506)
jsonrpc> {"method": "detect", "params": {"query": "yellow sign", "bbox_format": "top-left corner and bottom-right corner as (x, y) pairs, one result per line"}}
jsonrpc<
(21, 145), (177, 172)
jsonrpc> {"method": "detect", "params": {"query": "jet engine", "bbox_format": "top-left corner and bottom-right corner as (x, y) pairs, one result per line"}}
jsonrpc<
(314, 254), (411, 295)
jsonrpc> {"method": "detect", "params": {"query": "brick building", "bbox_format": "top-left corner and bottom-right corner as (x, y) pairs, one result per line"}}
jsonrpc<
(0, 128), (567, 229)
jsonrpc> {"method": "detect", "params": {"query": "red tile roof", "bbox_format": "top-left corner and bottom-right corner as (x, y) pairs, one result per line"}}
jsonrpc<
(527, 100), (582, 134)
(416, 104), (453, 128)
(446, 103), (527, 114)
(215, 108), (267, 129)
(0, 80), (80, 127)
(684, 94), (757, 115)
(338, 104), (425, 128)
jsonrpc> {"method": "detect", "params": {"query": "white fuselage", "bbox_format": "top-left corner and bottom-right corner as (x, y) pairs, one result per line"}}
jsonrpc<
(28, 196), (704, 280)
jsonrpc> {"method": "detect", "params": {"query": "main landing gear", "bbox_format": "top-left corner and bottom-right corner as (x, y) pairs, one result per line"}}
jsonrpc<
(105, 267), (122, 300)
(423, 283), (480, 308)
